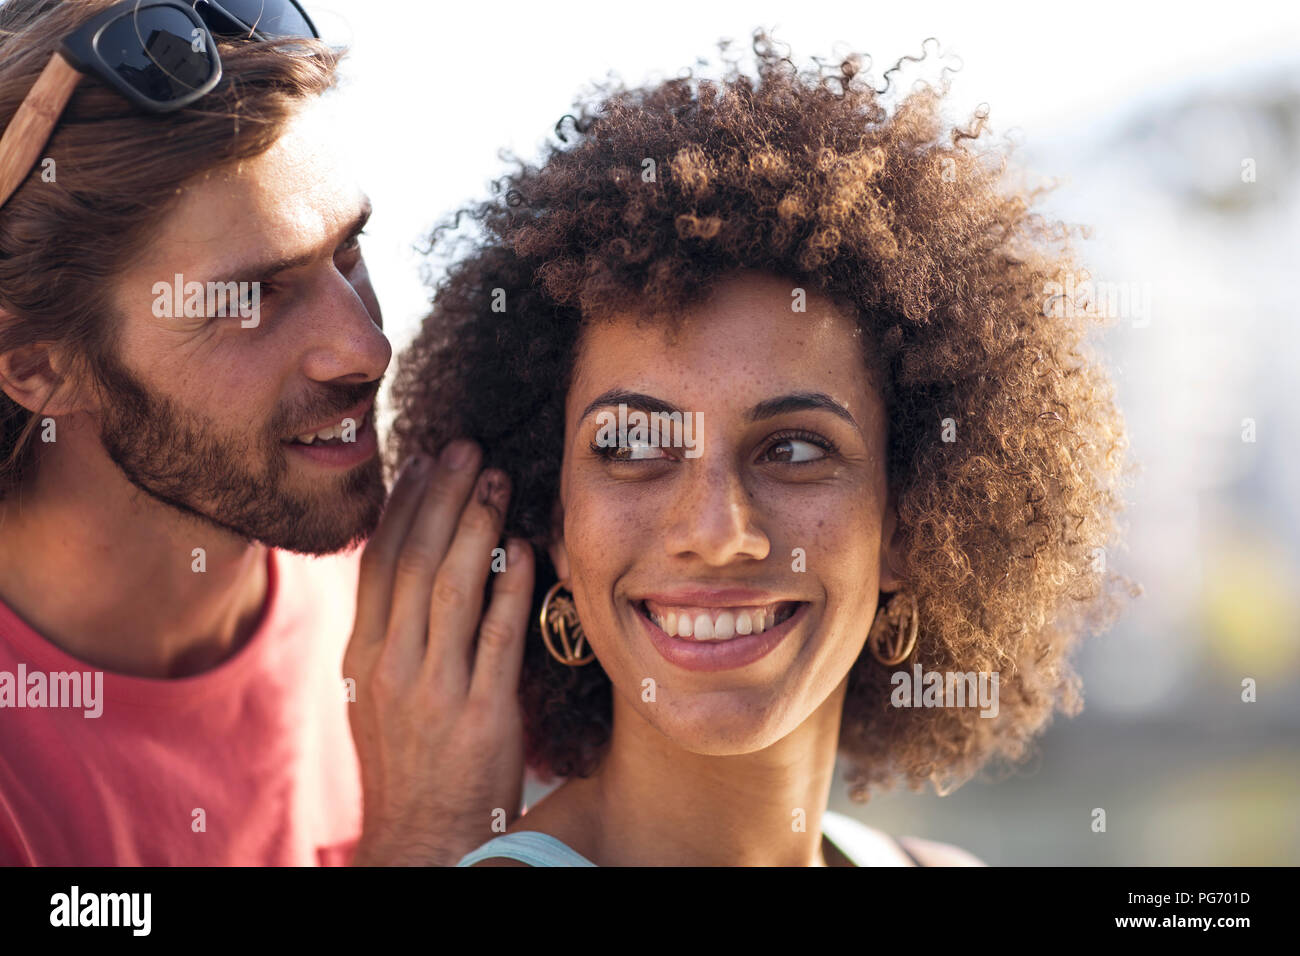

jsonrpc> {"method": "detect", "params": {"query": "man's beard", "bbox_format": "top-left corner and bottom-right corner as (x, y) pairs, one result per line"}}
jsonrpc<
(89, 349), (386, 555)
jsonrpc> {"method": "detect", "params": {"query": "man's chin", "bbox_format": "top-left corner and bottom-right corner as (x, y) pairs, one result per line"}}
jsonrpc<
(259, 466), (386, 554)
(238, 499), (383, 555)
(139, 461), (388, 557)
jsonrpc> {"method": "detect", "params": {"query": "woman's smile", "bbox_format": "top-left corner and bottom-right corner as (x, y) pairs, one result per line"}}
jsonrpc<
(640, 598), (800, 640)
(632, 594), (813, 671)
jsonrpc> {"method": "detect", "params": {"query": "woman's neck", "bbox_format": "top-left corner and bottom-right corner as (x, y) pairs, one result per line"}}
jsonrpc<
(537, 676), (849, 866)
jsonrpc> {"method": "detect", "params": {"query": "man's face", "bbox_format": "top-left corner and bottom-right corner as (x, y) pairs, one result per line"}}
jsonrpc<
(92, 98), (391, 554)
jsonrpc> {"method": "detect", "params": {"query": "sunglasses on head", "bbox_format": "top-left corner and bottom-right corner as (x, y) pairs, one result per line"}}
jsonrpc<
(0, 0), (320, 210)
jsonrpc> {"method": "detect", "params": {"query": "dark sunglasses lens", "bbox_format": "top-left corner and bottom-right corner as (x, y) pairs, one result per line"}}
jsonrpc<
(96, 6), (216, 102)
(204, 0), (317, 38)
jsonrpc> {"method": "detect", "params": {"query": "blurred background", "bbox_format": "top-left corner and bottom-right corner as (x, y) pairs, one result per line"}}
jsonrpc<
(310, 0), (1300, 864)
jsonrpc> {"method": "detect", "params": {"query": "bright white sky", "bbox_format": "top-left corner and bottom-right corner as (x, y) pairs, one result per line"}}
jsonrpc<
(303, 0), (1300, 351)
(303, 0), (1300, 350)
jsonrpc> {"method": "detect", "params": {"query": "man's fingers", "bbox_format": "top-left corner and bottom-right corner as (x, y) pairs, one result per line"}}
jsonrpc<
(469, 537), (534, 708)
(384, 440), (483, 669)
(423, 469), (510, 690)
(352, 453), (432, 645)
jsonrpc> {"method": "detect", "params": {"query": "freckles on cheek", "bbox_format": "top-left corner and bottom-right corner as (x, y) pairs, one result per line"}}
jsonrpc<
(785, 492), (881, 573)
(571, 500), (648, 561)
(565, 479), (659, 575)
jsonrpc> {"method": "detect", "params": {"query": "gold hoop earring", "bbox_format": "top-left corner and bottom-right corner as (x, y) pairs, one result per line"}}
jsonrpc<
(539, 580), (594, 666)
(868, 591), (918, 666)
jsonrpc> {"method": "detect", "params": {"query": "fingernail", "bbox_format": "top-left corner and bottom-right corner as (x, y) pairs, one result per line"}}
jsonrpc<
(442, 440), (475, 469)
(478, 469), (508, 506)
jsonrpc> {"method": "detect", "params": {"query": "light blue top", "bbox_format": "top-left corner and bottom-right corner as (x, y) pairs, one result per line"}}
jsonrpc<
(456, 809), (908, 867)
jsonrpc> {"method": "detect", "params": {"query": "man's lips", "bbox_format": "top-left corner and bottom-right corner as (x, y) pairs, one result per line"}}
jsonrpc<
(282, 396), (375, 443)
(280, 398), (378, 469)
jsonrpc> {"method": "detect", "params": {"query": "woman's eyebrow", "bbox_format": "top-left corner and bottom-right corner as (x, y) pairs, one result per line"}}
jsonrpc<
(747, 392), (859, 431)
(579, 389), (679, 422)
(578, 388), (859, 431)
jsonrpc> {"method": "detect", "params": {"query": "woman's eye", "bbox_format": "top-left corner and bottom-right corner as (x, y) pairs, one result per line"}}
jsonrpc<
(764, 437), (827, 464)
(608, 440), (666, 461)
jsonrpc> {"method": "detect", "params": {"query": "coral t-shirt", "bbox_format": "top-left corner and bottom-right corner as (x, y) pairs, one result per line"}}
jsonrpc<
(0, 547), (362, 865)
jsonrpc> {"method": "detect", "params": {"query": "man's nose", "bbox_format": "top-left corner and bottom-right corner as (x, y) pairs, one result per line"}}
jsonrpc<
(298, 269), (391, 384)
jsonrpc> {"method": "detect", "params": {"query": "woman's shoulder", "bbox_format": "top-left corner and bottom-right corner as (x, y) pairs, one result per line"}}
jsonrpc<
(895, 834), (987, 867)
(822, 810), (986, 867)
(457, 829), (596, 867)
(460, 808), (986, 867)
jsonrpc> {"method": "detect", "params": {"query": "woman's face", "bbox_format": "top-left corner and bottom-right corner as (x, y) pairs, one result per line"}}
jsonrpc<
(552, 270), (899, 754)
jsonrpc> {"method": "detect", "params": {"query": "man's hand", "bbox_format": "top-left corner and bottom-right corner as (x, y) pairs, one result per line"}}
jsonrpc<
(344, 440), (533, 866)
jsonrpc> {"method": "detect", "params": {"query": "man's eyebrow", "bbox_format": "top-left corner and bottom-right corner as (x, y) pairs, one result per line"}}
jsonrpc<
(578, 388), (859, 431)
(205, 199), (372, 282)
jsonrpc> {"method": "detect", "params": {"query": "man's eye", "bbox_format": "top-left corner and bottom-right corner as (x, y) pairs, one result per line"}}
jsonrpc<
(763, 437), (829, 464)
(229, 283), (270, 315)
(340, 229), (366, 253)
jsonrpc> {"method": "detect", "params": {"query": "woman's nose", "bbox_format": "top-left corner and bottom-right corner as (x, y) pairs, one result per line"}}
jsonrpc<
(662, 458), (770, 565)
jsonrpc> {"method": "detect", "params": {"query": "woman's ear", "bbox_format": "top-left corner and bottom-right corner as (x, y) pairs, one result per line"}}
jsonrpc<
(547, 497), (571, 581)
(878, 490), (906, 593)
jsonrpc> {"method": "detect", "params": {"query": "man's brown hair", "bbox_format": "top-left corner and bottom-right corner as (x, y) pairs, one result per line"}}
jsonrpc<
(0, 0), (343, 497)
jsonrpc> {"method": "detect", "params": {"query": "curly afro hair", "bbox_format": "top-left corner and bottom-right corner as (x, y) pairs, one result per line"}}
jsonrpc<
(388, 31), (1134, 801)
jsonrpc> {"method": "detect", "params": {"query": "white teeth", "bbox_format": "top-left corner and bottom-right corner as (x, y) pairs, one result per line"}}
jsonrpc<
(293, 419), (352, 444)
(714, 611), (735, 639)
(643, 601), (798, 641)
